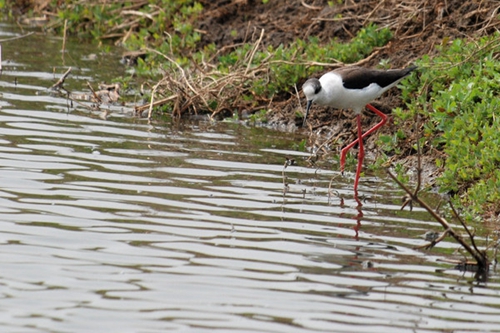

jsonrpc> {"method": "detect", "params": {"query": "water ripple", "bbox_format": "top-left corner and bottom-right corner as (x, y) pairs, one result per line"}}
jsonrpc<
(0, 23), (499, 333)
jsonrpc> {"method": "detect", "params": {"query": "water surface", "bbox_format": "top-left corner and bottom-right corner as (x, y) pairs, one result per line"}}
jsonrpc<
(1, 22), (499, 333)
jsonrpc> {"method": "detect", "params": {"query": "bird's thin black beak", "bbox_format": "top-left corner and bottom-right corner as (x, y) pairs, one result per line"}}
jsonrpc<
(303, 100), (313, 127)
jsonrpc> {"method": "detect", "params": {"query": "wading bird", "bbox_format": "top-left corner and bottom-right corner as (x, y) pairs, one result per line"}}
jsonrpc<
(302, 65), (416, 193)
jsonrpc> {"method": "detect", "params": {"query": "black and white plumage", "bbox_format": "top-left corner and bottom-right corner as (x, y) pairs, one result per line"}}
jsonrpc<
(302, 66), (417, 120)
(302, 65), (417, 194)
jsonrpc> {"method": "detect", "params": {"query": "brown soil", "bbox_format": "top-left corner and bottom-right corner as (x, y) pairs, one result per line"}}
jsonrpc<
(195, 0), (499, 184)
(196, 0), (498, 107)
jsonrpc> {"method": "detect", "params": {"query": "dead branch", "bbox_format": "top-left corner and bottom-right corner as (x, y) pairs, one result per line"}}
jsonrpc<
(0, 31), (35, 43)
(50, 67), (72, 91)
(387, 170), (489, 276)
(86, 81), (102, 104)
(62, 19), (68, 62)
(449, 200), (482, 255)
(134, 95), (178, 115)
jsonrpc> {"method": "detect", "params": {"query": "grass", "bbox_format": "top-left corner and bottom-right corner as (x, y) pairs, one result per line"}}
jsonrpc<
(131, 22), (392, 119)
(386, 34), (500, 221)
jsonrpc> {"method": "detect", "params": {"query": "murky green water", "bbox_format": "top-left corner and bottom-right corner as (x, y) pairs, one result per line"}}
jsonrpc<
(0, 22), (499, 333)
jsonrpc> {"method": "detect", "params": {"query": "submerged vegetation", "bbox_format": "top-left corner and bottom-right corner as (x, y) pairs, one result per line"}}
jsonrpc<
(4, 1), (500, 236)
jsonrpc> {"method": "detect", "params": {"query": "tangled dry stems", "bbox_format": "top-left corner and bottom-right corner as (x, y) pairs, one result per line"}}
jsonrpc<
(135, 35), (278, 118)
(134, 37), (384, 119)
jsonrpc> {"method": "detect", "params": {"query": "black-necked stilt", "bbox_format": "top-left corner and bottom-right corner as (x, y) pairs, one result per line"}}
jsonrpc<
(302, 65), (416, 193)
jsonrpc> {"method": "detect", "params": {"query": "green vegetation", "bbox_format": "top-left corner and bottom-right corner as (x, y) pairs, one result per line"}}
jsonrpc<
(214, 24), (391, 99)
(386, 35), (500, 221)
(34, 1), (391, 112)
(130, 16), (391, 119)
(49, 1), (203, 43)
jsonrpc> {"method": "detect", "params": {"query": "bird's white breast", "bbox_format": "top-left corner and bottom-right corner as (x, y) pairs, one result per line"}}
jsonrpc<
(317, 72), (386, 114)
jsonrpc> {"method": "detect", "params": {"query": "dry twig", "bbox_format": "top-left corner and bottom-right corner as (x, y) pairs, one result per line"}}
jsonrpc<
(50, 67), (72, 91)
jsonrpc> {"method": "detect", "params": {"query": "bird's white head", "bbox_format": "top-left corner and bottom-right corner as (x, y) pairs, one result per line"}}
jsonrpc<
(302, 78), (322, 127)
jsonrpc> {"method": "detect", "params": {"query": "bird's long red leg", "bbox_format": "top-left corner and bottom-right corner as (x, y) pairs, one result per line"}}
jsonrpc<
(353, 114), (364, 193)
(340, 104), (387, 191)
